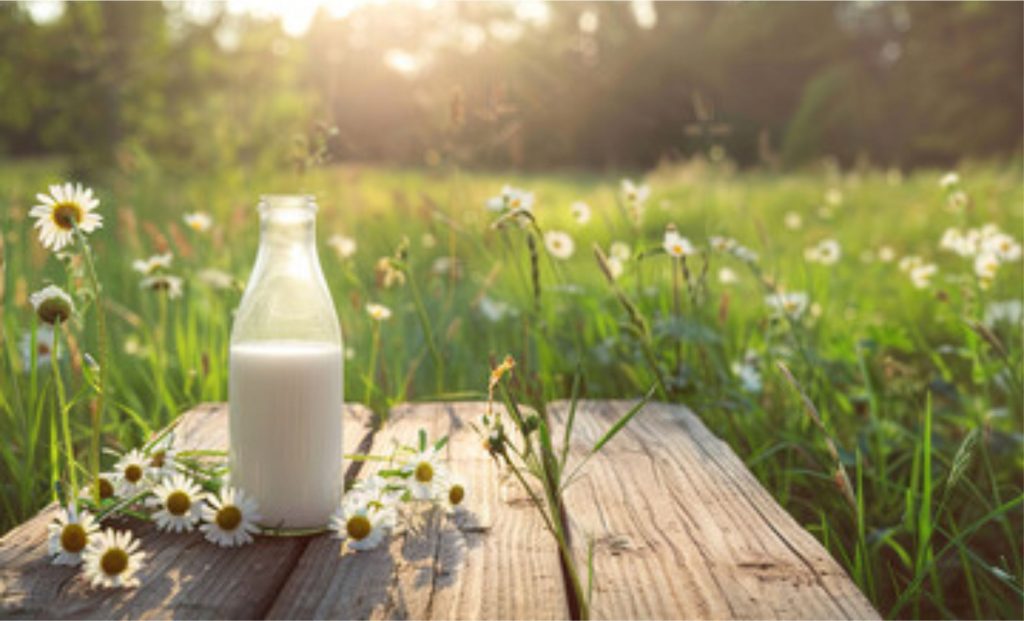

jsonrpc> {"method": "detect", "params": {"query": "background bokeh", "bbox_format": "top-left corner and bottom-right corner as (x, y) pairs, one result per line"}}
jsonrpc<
(0, 1), (1021, 175)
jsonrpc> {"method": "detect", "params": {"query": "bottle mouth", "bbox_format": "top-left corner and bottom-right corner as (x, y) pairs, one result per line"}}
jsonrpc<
(259, 195), (317, 223)
(259, 195), (317, 212)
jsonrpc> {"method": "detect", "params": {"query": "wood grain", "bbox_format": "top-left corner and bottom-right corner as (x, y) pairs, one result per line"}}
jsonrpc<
(267, 402), (570, 620)
(1, 401), (879, 620)
(0, 403), (372, 620)
(549, 400), (879, 620)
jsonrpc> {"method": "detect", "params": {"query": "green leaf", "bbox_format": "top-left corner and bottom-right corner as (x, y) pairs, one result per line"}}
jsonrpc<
(590, 386), (655, 454)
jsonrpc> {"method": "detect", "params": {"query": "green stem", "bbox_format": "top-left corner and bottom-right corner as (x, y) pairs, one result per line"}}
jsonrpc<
(672, 257), (682, 377)
(503, 455), (589, 619)
(51, 323), (78, 508)
(406, 269), (444, 394)
(364, 322), (381, 413)
(75, 227), (108, 504)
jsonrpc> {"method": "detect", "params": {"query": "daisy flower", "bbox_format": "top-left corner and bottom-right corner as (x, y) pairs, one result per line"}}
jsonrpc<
(939, 171), (960, 189)
(132, 253), (173, 275)
(82, 528), (145, 589)
(877, 246), (896, 263)
(82, 472), (118, 502)
(909, 263), (938, 289)
(663, 230), (695, 258)
(149, 474), (204, 533)
(18, 326), (56, 368)
(765, 292), (809, 320)
(983, 232), (1022, 262)
(486, 186), (534, 213)
(544, 230), (575, 260)
(709, 236), (736, 253)
(805, 239), (841, 265)
(47, 507), (100, 566)
(718, 267), (738, 284)
(570, 201), (592, 224)
(402, 448), (447, 500)
(974, 252), (999, 283)
(620, 179), (650, 207)
(29, 182), (102, 252)
(329, 496), (394, 552)
(328, 234), (357, 259)
(200, 487), (262, 547)
(145, 436), (178, 480)
(366, 303), (393, 322)
(183, 212), (212, 233)
(784, 211), (803, 230)
(30, 285), (74, 326)
(440, 475), (468, 513)
(140, 274), (184, 299)
(113, 449), (150, 497)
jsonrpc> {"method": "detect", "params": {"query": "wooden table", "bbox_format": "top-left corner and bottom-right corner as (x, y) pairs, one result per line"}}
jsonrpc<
(0, 401), (879, 620)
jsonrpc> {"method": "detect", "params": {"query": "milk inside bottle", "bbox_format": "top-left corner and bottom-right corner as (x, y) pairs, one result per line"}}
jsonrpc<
(228, 195), (343, 529)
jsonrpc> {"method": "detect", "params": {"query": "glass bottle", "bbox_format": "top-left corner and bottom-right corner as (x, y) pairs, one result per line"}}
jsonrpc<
(229, 195), (343, 529)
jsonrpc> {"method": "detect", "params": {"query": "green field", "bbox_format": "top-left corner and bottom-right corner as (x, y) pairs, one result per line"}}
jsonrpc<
(2, 158), (1022, 618)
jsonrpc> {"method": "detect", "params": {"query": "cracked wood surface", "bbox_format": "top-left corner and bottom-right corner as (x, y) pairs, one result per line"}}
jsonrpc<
(550, 400), (879, 620)
(0, 401), (878, 620)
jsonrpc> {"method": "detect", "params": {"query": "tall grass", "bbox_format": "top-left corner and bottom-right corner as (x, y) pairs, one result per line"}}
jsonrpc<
(0, 156), (1021, 618)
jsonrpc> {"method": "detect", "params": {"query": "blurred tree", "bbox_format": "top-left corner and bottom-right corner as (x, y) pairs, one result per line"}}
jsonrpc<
(0, 1), (1019, 173)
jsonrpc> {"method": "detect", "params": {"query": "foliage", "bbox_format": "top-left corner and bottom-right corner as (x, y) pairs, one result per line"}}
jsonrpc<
(0, 2), (1020, 172)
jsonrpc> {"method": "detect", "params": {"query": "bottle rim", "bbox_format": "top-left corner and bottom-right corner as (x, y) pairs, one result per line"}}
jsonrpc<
(258, 194), (317, 214)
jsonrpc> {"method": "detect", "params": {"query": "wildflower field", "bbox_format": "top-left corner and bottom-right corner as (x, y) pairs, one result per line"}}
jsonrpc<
(2, 156), (1022, 618)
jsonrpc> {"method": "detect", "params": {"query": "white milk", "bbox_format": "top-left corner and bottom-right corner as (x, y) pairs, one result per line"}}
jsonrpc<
(229, 340), (343, 529)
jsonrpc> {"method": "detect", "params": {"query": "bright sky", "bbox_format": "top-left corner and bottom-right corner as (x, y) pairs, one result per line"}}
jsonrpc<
(19, 0), (561, 38)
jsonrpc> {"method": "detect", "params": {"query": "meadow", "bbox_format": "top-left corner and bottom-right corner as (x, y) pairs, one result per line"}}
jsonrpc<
(1, 156), (1022, 619)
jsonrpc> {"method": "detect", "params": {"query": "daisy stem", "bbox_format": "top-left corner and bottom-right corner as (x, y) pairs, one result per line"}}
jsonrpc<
(364, 322), (381, 417)
(51, 323), (78, 508)
(672, 257), (682, 376)
(75, 227), (108, 504)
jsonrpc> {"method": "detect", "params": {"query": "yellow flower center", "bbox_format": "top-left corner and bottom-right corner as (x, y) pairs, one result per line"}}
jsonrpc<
(100, 547), (129, 576)
(448, 484), (465, 506)
(346, 514), (372, 540)
(60, 523), (88, 553)
(509, 198), (520, 208)
(414, 461), (434, 483)
(216, 505), (243, 531)
(627, 191), (636, 201)
(150, 450), (166, 468)
(98, 477), (114, 499)
(166, 491), (191, 516)
(124, 464), (143, 483)
(52, 203), (83, 230)
(672, 244), (683, 255)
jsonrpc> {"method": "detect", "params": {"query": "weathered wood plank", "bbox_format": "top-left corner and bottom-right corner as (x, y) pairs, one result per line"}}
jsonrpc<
(550, 400), (879, 620)
(267, 402), (571, 620)
(0, 403), (372, 620)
